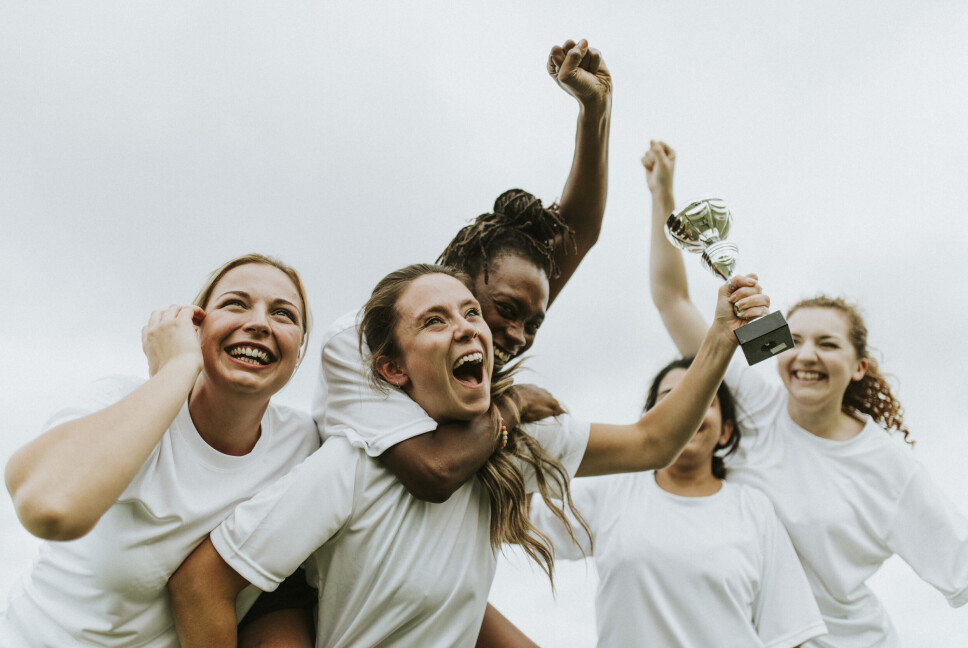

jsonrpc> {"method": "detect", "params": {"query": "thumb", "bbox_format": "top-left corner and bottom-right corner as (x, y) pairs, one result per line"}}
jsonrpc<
(558, 39), (588, 80)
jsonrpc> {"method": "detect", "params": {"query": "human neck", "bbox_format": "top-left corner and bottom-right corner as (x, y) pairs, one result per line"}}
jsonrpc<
(187, 378), (269, 456)
(786, 398), (864, 441)
(654, 462), (722, 497)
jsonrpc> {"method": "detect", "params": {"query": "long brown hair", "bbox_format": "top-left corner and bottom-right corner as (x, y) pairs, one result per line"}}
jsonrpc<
(360, 263), (590, 585)
(788, 296), (912, 444)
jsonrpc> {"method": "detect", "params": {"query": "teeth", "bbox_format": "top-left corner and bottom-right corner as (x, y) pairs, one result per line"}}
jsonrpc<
(229, 346), (271, 364)
(795, 370), (822, 380)
(454, 352), (483, 370)
(493, 347), (512, 364)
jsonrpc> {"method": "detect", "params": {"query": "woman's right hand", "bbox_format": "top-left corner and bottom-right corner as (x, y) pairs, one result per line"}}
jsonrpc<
(641, 140), (675, 197)
(712, 274), (771, 345)
(142, 305), (206, 377)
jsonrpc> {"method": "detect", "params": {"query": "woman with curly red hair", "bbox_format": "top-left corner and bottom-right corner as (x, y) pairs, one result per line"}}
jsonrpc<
(644, 139), (968, 647)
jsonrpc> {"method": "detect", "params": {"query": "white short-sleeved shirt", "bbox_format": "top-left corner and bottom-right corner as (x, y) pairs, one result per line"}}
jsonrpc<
(0, 376), (320, 648)
(724, 360), (968, 648)
(531, 472), (826, 648)
(311, 309), (437, 455)
(212, 414), (590, 648)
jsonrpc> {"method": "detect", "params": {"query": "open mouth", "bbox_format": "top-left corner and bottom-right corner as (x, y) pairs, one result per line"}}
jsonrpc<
(793, 370), (824, 381)
(226, 344), (276, 367)
(493, 345), (513, 366)
(452, 352), (485, 387)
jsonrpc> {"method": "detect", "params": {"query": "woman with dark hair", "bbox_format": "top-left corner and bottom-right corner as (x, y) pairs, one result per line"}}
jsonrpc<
(644, 140), (968, 647)
(531, 357), (825, 647)
(313, 39), (612, 505)
(1, 254), (320, 647)
(168, 261), (769, 647)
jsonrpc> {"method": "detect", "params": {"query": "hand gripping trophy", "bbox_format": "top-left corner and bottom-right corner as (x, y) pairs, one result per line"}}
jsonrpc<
(666, 198), (794, 365)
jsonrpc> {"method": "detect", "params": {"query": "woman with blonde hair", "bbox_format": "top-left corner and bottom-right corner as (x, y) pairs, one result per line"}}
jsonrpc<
(168, 260), (768, 647)
(644, 139), (968, 647)
(2, 254), (320, 647)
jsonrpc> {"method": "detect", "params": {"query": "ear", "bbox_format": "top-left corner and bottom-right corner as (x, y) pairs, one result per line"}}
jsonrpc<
(375, 355), (410, 388)
(718, 419), (735, 448)
(852, 357), (869, 382)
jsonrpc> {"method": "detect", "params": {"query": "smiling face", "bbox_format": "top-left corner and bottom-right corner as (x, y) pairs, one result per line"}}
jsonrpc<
(473, 254), (549, 367)
(655, 368), (733, 470)
(378, 273), (493, 423)
(777, 307), (869, 411)
(197, 263), (304, 398)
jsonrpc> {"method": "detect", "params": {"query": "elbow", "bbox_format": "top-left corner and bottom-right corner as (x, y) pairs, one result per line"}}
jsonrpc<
(11, 490), (95, 541)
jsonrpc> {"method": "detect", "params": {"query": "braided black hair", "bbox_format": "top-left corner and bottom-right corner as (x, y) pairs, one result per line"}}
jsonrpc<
(437, 189), (576, 284)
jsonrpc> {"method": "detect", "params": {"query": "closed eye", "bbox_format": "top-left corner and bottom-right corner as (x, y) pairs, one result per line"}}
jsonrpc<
(274, 308), (298, 323)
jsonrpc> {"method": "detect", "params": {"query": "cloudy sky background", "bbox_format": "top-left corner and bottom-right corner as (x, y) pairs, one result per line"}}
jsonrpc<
(2, 1), (967, 644)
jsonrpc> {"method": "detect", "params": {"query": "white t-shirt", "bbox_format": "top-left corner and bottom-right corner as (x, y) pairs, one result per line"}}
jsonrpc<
(724, 360), (968, 648)
(311, 309), (437, 455)
(0, 376), (319, 648)
(531, 472), (826, 648)
(212, 414), (590, 648)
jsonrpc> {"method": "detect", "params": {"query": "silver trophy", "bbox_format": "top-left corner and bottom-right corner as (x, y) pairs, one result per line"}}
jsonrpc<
(666, 198), (793, 365)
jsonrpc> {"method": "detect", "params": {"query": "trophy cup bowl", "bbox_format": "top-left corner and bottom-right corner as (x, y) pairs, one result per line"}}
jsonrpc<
(665, 198), (794, 365)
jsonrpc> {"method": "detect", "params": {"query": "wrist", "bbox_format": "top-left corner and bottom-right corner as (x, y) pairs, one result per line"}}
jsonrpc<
(577, 97), (611, 127)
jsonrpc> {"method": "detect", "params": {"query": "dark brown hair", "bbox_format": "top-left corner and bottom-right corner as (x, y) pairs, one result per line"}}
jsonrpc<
(360, 263), (590, 586)
(788, 295), (912, 444)
(437, 188), (576, 284)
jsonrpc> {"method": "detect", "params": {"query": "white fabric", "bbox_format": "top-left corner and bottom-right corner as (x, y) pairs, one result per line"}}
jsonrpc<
(312, 309), (437, 455)
(212, 414), (590, 648)
(532, 472), (825, 648)
(724, 360), (968, 648)
(0, 376), (319, 648)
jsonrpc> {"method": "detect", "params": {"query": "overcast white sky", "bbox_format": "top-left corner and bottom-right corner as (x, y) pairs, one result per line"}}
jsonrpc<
(3, 1), (968, 644)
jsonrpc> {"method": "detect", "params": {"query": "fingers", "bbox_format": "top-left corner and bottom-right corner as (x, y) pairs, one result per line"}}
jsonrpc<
(726, 275), (771, 319)
(641, 149), (656, 170)
(558, 39), (588, 80)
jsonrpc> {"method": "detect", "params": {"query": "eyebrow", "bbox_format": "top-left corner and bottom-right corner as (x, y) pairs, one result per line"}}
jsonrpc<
(215, 290), (301, 311)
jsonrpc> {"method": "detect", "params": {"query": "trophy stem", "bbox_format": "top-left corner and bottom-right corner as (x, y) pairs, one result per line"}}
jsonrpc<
(701, 241), (738, 281)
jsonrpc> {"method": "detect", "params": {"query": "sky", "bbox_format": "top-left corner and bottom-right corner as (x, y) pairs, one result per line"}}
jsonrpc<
(2, 1), (968, 644)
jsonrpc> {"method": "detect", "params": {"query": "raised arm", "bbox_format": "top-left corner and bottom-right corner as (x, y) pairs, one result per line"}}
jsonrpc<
(546, 39), (612, 305)
(577, 276), (768, 476)
(4, 305), (203, 540)
(643, 141), (708, 356)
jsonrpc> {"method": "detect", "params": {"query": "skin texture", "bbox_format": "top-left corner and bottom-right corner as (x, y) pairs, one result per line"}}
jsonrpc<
(779, 307), (868, 440)
(474, 255), (550, 366)
(375, 274), (494, 423)
(5, 263), (305, 540)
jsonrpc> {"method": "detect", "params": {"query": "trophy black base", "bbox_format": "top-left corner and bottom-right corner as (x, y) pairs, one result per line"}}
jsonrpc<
(734, 311), (794, 365)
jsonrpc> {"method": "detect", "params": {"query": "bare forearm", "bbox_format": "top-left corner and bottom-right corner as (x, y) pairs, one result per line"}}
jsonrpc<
(578, 327), (736, 476)
(382, 408), (500, 503)
(550, 101), (611, 303)
(170, 538), (247, 648)
(5, 358), (200, 539)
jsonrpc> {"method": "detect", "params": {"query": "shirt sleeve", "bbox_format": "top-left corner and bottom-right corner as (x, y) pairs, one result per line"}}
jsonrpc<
(723, 357), (785, 455)
(885, 463), (968, 607)
(529, 477), (600, 561)
(749, 491), (828, 647)
(312, 309), (437, 457)
(210, 440), (359, 592)
(41, 375), (145, 432)
(515, 415), (591, 496)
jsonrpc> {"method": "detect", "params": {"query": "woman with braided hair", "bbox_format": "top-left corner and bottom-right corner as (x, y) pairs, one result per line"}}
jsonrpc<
(169, 261), (770, 646)
(644, 139), (968, 647)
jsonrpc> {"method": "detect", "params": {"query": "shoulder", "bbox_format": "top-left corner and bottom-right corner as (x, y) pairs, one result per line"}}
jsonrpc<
(267, 402), (319, 446)
(320, 309), (364, 351)
(42, 374), (147, 432)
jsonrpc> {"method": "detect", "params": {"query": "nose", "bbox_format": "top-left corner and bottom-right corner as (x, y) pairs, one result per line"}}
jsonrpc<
(453, 315), (478, 341)
(503, 321), (526, 348)
(245, 306), (271, 336)
(796, 339), (818, 360)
